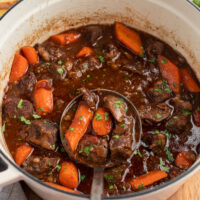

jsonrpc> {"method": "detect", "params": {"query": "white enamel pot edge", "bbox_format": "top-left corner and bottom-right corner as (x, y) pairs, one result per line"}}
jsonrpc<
(0, 0), (199, 199)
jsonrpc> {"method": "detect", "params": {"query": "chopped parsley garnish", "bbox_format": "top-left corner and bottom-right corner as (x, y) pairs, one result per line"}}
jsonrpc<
(17, 99), (23, 109)
(124, 52), (128, 55)
(18, 138), (22, 141)
(57, 60), (63, 65)
(33, 114), (41, 119)
(109, 185), (114, 190)
(113, 135), (119, 139)
(156, 114), (162, 119)
(14, 115), (16, 118)
(86, 74), (91, 78)
(155, 129), (160, 134)
(114, 101), (123, 108)
(120, 123), (125, 127)
(173, 82), (178, 88)
(82, 146), (93, 156)
(137, 184), (144, 190)
(60, 147), (65, 153)
(52, 144), (56, 150)
(105, 174), (114, 181)
(166, 122), (174, 126)
(79, 116), (83, 120)
(154, 88), (162, 93)
(197, 106), (200, 112)
(48, 172), (52, 175)
(164, 88), (171, 93)
(157, 139), (162, 145)
(163, 130), (172, 139)
(123, 186), (127, 191)
(173, 116), (178, 119)
(149, 58), (156, 63)
(39, 107), (44, 112)
(84, 64), (89, 69)
(19, 116), (31, 125)
(164, 147), (174, 162)
(44, 62), (50, 66)
(99, 56), (105, 63)
(160, 158), (169, 172)
(162, 80), (168, 86)
(48, 161), (52, 167)
(69, 127), (74, 131)
(57, 68), (64, 75)
(182, 109), (191, 115)
(56, 164), (61, 171)
(104, 112), (109, 121)
(2, 122), (6, 133)
(80, 174), (86, 181)
(94, 113), (102, 120)
(134, 149), (142, 158)
(161, 58), (168, 64)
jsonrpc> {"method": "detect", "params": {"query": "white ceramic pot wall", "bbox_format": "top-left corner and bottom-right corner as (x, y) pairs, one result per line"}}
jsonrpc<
(0, 0), (199, 199)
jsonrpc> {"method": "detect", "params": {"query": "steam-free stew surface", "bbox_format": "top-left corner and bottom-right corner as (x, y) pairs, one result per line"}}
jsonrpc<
(2, 23), (200, 196)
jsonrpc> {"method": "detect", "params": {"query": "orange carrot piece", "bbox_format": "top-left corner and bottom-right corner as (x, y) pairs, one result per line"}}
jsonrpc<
(193, 109), (200, 127)
(158, 55), (180, 93)
(115, 22), (143, 55)
(65, 102), (93, 151)
(15, 145), (34, 166)
(9, 54), (28, 82)
(180, 69), (200, 93)
(129, 170), (168, 189)
(21, 46), (38, 65)
(176, 151), (196, 169)
(59, 161), (79, 189)
(51, 33), (81, 45)
(45, 182), (80, 194)
(76, 46), (93, 58)
(92, 108), (112, 136)
(34, 80), (53, 115)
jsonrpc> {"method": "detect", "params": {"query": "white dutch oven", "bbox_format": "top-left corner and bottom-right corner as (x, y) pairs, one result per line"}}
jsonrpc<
(0, 0), (199, 199)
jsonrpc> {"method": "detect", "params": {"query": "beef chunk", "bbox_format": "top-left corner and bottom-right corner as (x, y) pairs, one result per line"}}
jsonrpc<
(142, 133), (166, 149)
(78, 135), (108, 164)
(166, 97), (192, 134)
(81, 88), (98, 110)
(104, 163), (129, 183)
(169, 167), (182, 179)
(146, 40), (164, 59)
(138, 103), (172, 125)
(48, 63), (67, 80)
(147, 80), (173, 103)
(4, 98), (34, 119)
(83, 25), (103, 43)
(110, 118), (134, 163)
(26, 120), (58, 150)
(104, 95), (127, 122)
(22, 155), (59, 176)
(37, 44), (64, 62)
(19, 72), (37, 95)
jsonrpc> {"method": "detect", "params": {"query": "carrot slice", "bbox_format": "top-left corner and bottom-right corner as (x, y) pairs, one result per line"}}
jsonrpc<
(92, 108), (112, 136)
(51, 33), (81, 45)
(9, 54), (28, 82)
(59, 161), (79, 189)
(34, 80), (53, 115)
(76, 46), (93, 58)
(158, 55), (180, 93)
(193, 109), (200, 127)
(180, 69), (200, 93)
(45, 182), (80, 194)
(21, 46), (38, 65)
(15, 145), (34, 166)
(176, 151), (196, 169)
(129, 170), (168, 189)
(65, 102), (93, 151)
(115, 22), (143, 55)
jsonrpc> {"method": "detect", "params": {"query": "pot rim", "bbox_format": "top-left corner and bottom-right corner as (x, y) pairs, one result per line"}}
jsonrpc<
(0, 0), (200, 199)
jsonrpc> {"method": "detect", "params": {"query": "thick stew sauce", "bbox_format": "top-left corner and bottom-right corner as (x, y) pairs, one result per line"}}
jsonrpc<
(2, 22), (200, 196)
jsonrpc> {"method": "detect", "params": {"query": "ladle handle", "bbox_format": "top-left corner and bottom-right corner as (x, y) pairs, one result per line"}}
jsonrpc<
(90, 167), (104, 200)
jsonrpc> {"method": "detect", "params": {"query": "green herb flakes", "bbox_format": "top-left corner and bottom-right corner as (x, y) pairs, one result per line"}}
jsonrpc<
(69, 127), (74, 131)
(94, 113), (102, 120)
(173, 116), (178, 119)
(60, 147), (65, 153)
(48, 161), (52, 167)
(182, 109), (191, 115)
(86, 74), (91, 78)
(33, 114), (41, 119)
(197, 106), (200, 112)
(84, 64), (89, 69)
(154, 88), (162, 93)
(137, 184), (144, 190)
(161, 58), (168, 64)
(164, 88), (171, 93)
(156, 114), (162, 119)
(114, 101), (123, 108)
(120, 123), (125, 127)
(164, 147), (174, 162)
(79, 116), (83, 120)
(173, 82), (178, 88)
(80, 174), (86, 181)
(57, 60), (63, 65)
(109, 185), (114, 190)
(17, 99), (23, 109)
(19, 116), (31, 125)
(134, 149), (142, 158)
(52, 144), (56, 150)
(105, 174), (114, 181)
(162, 80), (168, 86)
(123, 186), (127, 191)
(160, 158), (169, 172)
(2, 122), (6, 133)
(113, 135), (119, 139)
(57, 68), (64, 75)
(149, 58), (156, 63)
(99, 56), (105, 63)
(163, 130), (172, 139)
(104, 112), (109, 121)
(56, 164), (61, 171)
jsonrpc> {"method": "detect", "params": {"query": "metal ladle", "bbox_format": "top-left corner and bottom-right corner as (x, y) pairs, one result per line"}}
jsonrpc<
(60, 89), (142, 200)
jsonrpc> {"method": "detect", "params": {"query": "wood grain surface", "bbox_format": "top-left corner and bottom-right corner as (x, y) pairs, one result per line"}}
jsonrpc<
(1, 1), (200, 200)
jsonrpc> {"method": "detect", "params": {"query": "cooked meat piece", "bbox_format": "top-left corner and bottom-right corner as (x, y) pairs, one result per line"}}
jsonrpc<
(104, 95), (127, 122)
(87, 56), (102, 69)
(78, 135), (108, 164)
(121, 64), (140, 75)
(105, 44), (120, 61)
(142, 133), (166, 149)
(22, 155), (60, 176)
(104, 163), (129, 183)
(146, 40), (164, 59)
(68, 69), (82, 79)
(48, 63), (67, 80)
(166, 97), (192, 134)
(138, 103), (172, 125)
(197, 143), (200, 154)
(110, 119), (134, 163)
(4, 98), (34, 119)
(37, 44), (64, 62)
(81, 88), (98, 110)
(26, 120), (58, 150)
(169, 167), (182, 179)
(19, 72), (37, 95)
(147, 80), (173, 103)
(83, 25), (103, 43)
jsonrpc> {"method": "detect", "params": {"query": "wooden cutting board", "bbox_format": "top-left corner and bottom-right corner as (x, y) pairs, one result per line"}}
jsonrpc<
(1, 1), (200, 200)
